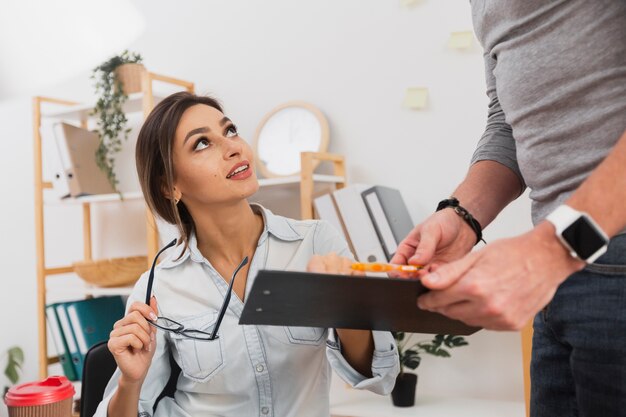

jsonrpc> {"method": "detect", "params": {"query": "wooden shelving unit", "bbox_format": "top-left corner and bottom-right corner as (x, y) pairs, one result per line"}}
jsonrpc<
(33, 72), (194, 379)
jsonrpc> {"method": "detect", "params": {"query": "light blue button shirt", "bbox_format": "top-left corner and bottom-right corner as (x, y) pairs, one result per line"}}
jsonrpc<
(94, 204), (399, 417)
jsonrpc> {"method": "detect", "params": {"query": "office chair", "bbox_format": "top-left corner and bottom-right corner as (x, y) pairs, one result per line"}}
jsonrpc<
(80, 341), (180, 417)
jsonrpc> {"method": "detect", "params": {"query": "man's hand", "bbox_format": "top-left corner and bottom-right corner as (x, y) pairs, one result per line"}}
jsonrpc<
(417, 221), (585, 330)
(391, 208), (477, 273)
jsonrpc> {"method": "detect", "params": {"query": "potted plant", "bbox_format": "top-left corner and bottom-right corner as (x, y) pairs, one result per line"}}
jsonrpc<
(91, 50), (144, 193)
(391, 333), (468, 407)
(3, 346), (24, 397)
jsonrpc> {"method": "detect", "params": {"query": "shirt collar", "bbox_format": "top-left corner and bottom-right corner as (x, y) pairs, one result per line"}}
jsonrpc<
(158, 203), (303, 269)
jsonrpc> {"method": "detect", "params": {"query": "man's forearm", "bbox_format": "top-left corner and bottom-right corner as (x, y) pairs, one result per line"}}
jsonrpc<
(567, 129), (626, 237)
(451, 160), (525, 229)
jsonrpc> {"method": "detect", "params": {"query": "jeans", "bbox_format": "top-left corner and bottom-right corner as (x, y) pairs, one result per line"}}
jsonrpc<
(531, 234), (626, 417)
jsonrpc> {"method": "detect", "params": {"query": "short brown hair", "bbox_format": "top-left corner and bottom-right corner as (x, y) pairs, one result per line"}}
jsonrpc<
(136, 91), (223, 254)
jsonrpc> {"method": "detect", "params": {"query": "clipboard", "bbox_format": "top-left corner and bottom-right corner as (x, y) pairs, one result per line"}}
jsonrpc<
(239, 270), (480, 335)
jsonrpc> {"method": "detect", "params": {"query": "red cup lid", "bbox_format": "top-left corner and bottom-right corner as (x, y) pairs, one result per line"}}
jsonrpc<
(4, 376), (75, 407)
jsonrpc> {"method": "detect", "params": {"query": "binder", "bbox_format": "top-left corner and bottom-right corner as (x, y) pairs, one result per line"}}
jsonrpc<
(313, 192), (355, 255)
(240, 270), (481, 335)
(52, 122), (115, 197)
(361, 186), (414, 260)
(45, 124), (71, 199)
(46, 304), (78, 381)
(332, 185), (386, 263)
(55, 303), (84, 379)
(66, 296), (125, 364)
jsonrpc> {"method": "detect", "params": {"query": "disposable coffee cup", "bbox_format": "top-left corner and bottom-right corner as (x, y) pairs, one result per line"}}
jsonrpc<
(5, 375), (75, 417)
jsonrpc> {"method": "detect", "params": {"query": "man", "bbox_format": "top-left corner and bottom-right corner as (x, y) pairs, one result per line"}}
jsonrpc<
(392, 1), (626, 415)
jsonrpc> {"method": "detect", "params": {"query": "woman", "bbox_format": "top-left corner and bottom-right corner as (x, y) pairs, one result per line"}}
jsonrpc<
(94, 92), (399, 417)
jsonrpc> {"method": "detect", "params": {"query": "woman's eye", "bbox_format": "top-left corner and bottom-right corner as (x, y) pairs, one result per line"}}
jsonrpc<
(194, 137), (210, 151)
(225, 125), (238, 138)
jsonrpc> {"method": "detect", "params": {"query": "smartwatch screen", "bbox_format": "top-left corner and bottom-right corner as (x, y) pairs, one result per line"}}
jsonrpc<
(562, 216), (606, 260)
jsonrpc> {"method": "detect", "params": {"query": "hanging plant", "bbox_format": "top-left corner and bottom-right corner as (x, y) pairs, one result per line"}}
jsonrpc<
(91, 50), (144, 192)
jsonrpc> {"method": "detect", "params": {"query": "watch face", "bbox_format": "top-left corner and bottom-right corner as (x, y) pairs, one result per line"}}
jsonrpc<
(562, 216), (607, 260)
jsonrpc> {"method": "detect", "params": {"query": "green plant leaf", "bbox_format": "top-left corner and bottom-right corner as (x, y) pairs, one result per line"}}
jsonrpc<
(8, 347), (24, 365)
(4, 346), (24, 385)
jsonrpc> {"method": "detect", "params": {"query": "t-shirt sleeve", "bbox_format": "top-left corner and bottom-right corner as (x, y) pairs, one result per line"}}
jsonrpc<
(471, 51), (526, 192)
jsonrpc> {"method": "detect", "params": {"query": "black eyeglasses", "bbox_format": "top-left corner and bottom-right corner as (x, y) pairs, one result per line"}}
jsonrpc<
(145, 238), (248, 341)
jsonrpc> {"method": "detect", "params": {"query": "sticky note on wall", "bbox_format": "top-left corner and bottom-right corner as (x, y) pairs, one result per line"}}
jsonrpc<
(403, 87), (428, 110)
(447, 31), (474, 49)
(401, 0), (422, 6)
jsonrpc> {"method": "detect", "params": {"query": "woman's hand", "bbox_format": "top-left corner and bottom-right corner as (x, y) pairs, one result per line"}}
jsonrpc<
(108, 297), (158, 385)
(307, 252), (373, 376)
(307, 252), (364, 276)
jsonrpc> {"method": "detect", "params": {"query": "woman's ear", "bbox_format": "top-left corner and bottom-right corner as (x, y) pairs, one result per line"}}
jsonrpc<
(161, 180), (182, 205)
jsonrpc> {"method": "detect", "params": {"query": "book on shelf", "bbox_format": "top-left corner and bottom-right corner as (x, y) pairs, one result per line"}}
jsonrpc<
(361, 185), (414, 261)
(52, 296), (125, 380)
(66, 296), (125, 363)
(54, 302), (84, 379)
(46, 304), (78, 381)
(315, 184), (413, 263)
(330, 184), (387, 263)
(52, 122), (115, 198)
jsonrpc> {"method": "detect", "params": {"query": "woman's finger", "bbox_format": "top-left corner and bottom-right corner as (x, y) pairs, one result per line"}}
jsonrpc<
(110, 323), (152, 349)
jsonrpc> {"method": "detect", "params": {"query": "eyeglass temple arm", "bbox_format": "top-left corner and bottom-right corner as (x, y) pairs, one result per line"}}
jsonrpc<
(210, 256), (249, 340)
(144, 238), (178, 305)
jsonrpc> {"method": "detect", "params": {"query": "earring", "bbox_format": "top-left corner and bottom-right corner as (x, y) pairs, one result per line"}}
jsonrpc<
(173, 189), (182, 205)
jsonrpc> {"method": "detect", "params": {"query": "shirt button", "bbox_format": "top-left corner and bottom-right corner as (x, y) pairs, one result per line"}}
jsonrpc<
(261, 406), (270, 414)
(256, 364), (265, 373)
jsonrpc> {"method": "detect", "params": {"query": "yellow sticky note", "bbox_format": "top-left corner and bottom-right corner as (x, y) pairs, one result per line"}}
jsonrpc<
(401, 0), (421, 6)
(447, 31), (474, 49)
(403, 87), (428, 110)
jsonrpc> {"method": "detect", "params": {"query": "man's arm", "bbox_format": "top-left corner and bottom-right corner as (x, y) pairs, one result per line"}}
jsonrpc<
(393, 52), (524, 269)
(418, 129), (626, 330)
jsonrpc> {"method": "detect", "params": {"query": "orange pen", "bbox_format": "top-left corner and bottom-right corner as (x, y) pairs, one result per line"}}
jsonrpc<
(350, 262), (424, 273)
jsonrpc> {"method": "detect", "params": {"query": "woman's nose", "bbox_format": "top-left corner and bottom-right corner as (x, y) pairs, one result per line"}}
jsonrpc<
(223, 138), (242, 159)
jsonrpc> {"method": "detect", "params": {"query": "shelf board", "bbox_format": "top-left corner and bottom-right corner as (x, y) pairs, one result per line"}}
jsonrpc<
(42, 93), (164, 120)
(44, 191), (144, 205)
(47, 285), (135, 298)
(258, 174), (344, 187)
(43, 175), (344, 205)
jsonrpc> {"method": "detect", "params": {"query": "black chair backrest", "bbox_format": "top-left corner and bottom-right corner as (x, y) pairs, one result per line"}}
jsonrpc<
(80, 341), (181, 417)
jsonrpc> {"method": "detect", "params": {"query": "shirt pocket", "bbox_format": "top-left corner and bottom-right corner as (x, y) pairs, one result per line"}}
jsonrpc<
(170, 311), (225, 383)
(284, 326), (327, 346)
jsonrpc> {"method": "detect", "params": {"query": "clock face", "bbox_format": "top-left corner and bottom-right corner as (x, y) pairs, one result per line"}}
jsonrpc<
(256, 106), (324, 176)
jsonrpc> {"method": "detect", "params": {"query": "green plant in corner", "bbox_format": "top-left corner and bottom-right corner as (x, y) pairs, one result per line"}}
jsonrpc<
(3, 346), (24, 397)
(91, 50), (143, 193)
(393, 332), (468, 375)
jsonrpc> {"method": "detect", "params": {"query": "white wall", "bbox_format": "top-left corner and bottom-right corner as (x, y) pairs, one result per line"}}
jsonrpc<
(0, 0), (532, 411)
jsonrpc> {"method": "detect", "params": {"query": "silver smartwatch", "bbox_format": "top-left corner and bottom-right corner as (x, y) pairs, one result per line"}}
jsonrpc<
(546, 205), (609, 263)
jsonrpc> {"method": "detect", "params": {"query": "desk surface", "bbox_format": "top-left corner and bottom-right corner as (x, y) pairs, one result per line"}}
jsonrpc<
(330, 393), (525, 417)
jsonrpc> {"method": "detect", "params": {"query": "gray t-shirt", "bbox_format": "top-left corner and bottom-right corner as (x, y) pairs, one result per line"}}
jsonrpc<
(469, 0), (626, 226)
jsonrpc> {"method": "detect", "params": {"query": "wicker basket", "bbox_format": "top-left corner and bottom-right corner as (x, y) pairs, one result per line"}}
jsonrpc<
(114, 63), (146, 95)
(73, 256), (147, 287)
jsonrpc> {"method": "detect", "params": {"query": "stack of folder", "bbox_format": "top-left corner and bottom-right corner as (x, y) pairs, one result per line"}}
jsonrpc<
(46, 296), (125, 381)
(313, 185), (414, 262)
